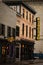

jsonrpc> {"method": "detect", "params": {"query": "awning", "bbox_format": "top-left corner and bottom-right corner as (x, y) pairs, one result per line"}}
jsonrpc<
(15, 39), (35, 45)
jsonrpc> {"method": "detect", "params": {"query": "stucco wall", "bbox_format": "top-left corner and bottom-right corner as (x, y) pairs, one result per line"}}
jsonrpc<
(0, 2), (17, 28)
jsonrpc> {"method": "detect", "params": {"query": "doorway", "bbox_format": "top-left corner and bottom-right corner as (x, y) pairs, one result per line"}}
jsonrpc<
(15, 43), (21, 61)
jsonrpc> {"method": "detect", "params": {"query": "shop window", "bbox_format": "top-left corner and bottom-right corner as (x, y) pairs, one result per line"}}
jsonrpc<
(6, 45), (9, 55)
(2, 46), (6, 56)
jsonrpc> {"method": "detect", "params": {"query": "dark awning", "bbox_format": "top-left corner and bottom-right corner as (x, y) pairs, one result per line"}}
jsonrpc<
(15, 39), (35, 45)
(0, 38), (9, 45)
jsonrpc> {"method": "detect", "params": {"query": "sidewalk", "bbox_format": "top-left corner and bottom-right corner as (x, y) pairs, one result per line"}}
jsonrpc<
(15, 59), (43, 64)
(0, 59), (43, 65)
(32, 59), (43, 64)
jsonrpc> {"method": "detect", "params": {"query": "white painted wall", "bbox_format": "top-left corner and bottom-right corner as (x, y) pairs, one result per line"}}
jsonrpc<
(0, 2), (17, 28)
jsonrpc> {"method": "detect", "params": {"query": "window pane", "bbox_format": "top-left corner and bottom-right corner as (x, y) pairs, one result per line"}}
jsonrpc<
(29, 27), (31, 38)
(7, 26), (11, 37)
(26, 25), (28, 37)
(32, 28), (33, 38)
(12, 28), (15, 37)
(32, 15), (34, 23)
(0, 24), (2, 35)
(17, 6), (21, 13)
(29, 14), (31, 22)
(23, 9), (25, 18)
(22, 24), (24, 35)
(0, 24), (5, 36)
(26, 11), (28, 20)
(16, 26), (19, 36)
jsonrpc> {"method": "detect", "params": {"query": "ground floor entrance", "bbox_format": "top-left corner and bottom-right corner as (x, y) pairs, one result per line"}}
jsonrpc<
(15, 39), (34, 61)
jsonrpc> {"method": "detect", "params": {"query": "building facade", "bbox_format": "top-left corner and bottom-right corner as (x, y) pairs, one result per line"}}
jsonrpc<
(0, 2), (17, 63)
(0, 1), (36, 62)
(9, 2), (36, 60)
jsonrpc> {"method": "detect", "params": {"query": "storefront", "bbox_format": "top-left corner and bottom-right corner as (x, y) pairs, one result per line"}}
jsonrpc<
(15, 39), (35, 61)
(0, 38), (9, 63)
(0, 38), (16, 63)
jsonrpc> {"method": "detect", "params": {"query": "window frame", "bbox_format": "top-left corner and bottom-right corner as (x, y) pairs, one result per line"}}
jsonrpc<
(26, 25), (28, 37)
(22, 24), (24, 35)
(26, 11), (28, 20)
(7, 26), (11, 37)
(29, 27), (31, 38)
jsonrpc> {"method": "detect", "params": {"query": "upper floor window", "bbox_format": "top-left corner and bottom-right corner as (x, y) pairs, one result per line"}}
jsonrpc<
(26, 11), (28, 20)
(14, 6), (16, 11)
(29, 27), (31, 38)
(22, 24), (24, 35)
(26, 25), (28, 37)
(29, 13), (31, 22)
(32, 28), (33, 38)
(16, 6), (21, 13)
(16, 26), (20, 36)
(12, 28), (15, 38)
(32, 15), (34, 23)
(7, 26), (11, 37)
(0, 24), (5, 36)
(23, 9), (25, 18)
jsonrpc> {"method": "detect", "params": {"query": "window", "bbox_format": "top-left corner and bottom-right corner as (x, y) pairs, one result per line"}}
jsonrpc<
(12, 28), (15, 37)
(29, 27), (31, 38)
(16, 6), (21, 13)
(32, 28), (33, 38)
(22, 24), (24, 35)
(29, 14), (31, 22)
(14, 6), (16, 11)
(32, 15), (34, 23)
(26, 11), (28, 20)
(26, 25), (28, 37)
(7, 26), (11, 37)
(16, 26), (19, 36)
(23, 9), (25, 18)
(0, 24), (5, 36)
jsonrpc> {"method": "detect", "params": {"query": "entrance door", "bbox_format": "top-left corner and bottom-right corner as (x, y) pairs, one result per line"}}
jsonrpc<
(15, 44), (21, 61)
(16, 47), (19, 58)
(15, 45), (19, 61)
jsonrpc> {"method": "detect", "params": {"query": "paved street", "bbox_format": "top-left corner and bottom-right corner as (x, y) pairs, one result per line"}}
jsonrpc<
(0, 59), (43, 65)
(0, 62), (43, 65)
(31, 63), (43, 65)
